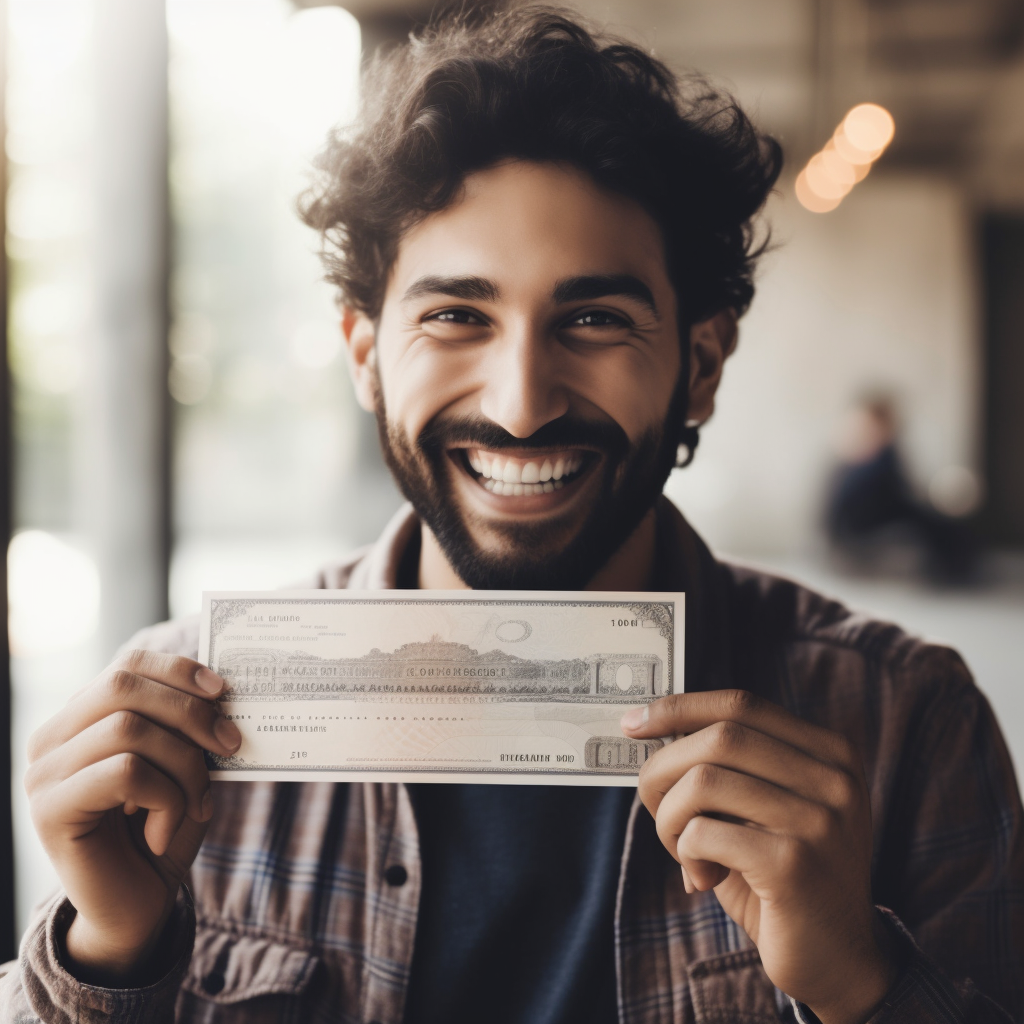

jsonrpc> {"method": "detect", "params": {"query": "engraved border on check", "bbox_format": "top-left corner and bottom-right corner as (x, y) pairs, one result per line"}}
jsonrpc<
(208, 597), (677, 695)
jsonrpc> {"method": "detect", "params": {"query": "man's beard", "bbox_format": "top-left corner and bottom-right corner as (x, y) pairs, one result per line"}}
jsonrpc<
(373, 378), (685, 590)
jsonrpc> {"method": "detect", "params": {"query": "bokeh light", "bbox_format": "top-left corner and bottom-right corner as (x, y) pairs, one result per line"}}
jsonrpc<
(794, 170), (841, 212)
(796, 103), (895, 213)
(8, 531), (100, 657)
(842, 103), (896, 157)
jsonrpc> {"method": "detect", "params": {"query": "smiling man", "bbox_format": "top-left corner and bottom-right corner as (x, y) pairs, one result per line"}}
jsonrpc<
(3, 7), (1023, 1024)
(349, 159), (693, 593)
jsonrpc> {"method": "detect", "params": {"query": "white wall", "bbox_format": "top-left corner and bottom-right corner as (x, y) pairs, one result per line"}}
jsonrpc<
(666, 171), (981, 557)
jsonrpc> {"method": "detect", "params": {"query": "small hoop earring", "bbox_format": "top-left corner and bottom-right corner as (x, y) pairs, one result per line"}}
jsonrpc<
(675, 425), (700, 468)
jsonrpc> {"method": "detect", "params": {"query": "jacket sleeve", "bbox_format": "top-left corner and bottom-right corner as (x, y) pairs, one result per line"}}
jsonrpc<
(871, 648), (1024, 1023)
(868, 917), (1014, 1024)
(0, 888), (195, 1024)
(786, 909), (1013, 1024)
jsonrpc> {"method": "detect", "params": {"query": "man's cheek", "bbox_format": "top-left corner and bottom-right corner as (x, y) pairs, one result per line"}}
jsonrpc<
(387, 348), (479, 437)
(391, 398), (452, 454)
(613, 399), (674, 444)
(372, 345), (422, 432)
(382, 386), (435, 455)
(570, 397), (658, 448)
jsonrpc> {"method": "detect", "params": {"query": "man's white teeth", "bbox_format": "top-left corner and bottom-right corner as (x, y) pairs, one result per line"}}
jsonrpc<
(482, 478), (563, 496)
(468, 450), (582, 485)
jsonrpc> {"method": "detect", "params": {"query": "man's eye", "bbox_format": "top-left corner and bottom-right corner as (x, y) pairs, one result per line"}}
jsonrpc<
(567, 310), (629, 328)
(426, 309), (482, 325)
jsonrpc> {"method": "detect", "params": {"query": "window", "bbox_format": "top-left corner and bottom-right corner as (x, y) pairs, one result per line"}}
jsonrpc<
(5, 0), (401, 936)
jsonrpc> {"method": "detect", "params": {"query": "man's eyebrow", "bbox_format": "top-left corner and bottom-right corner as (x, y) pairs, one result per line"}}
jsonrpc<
(401, 275), (500, 303)
(552, 274), (659, 318)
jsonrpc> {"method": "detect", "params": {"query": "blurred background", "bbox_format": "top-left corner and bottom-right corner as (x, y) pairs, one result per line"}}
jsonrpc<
(1, 0), (1022, 947)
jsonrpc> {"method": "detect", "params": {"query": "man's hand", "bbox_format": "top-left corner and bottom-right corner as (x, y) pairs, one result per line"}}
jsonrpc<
(622, 690), (897, 1024)
(25, 650), (242, 983)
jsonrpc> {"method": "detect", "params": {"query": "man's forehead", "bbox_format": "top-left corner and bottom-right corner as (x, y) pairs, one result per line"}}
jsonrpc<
(385, 159), (671, 303)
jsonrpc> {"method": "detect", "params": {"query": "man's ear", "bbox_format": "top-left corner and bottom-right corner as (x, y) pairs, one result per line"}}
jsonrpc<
(340, 306), (378, 413)
(686, 309), (738, 425)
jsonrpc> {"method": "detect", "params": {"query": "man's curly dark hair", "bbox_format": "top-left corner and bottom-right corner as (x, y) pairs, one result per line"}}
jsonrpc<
(299, 4), (783, 328)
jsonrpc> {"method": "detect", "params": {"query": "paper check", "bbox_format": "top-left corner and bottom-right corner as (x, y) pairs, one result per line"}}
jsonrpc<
(200, 590), (684, 785)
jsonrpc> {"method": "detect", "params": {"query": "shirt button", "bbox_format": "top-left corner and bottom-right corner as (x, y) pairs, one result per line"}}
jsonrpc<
(384, 864), (408, 886)
(202, 970), (226, 995)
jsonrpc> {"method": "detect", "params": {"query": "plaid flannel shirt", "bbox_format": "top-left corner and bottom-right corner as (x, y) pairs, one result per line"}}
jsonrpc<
(2, 498), (1021, 1024)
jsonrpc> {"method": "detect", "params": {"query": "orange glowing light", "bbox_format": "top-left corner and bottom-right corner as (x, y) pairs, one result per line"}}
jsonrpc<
(822, 142), (872, 182)
(796, 103), (893, 213)
(832, 127), (880, 165)
(795, 169), (842, 213)
(805, 153), (852, 200)
(841, 103), (894, 155)
(819, 147), (857, 188)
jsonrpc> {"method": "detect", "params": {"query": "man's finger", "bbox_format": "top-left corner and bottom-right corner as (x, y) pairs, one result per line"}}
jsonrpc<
(638, 719), (850, 814)
(62, 652), (223, 716)
(27, 670), (240, 763)
(33, 753), (188, 857)
(27, 712), (213, 824)
(111, 650), (225, 699)
(676, 813), (778, 893)
(622, 689), (856, 768)
(651, 762), (823, 859)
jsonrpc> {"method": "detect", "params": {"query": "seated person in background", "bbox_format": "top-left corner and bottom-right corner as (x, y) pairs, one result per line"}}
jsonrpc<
(826, 393), (977, 583)
(3, 7), (1021, 1024)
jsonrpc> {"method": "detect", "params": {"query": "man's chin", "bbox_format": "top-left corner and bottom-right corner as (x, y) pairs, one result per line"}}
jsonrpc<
(433, 503), (595, 589)
(462, 506), (585, 553)
(426, 505), (626, 590)
(438, 544), (596, 591)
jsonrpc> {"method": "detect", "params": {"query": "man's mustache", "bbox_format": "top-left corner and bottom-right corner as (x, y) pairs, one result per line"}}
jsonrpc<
(417, 415), (631, 458)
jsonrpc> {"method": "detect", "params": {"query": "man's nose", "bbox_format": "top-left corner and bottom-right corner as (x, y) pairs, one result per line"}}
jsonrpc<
(478, 325), (570, 438)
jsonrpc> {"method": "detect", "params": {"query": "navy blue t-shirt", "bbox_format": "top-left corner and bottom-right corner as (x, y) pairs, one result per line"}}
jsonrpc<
(402, 784), (635, 1024)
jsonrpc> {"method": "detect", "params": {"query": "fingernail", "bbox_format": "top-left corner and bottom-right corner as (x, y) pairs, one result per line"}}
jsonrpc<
(620, 705), (648, 731)
(681, 865), (693, 894)
(201, 789), (214, 821)
(214, 716), (242, 752)
(196, 667), (225, 695)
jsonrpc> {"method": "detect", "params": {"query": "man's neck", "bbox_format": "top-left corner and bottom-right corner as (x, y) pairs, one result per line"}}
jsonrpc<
(417, 509), (659, 591)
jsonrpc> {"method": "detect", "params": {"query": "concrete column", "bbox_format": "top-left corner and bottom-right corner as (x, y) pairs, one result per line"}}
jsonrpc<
(80, 0), (170, 658)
